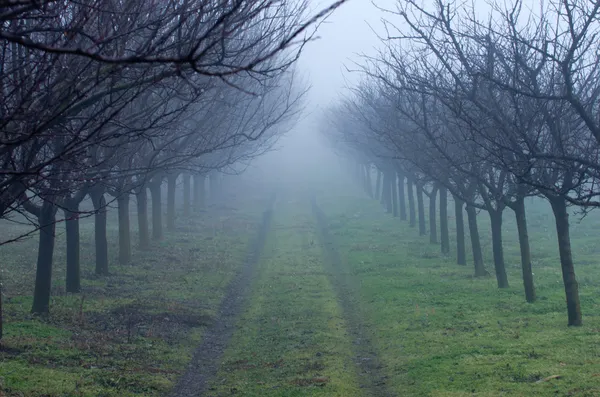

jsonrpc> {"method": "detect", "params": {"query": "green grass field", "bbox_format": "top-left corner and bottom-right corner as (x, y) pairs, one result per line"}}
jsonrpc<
(0, 196), (267, 396)
(1, 184), (600, 396)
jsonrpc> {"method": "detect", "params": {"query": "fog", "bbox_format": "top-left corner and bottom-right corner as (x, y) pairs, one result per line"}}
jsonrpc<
(3, 1), (600, 395)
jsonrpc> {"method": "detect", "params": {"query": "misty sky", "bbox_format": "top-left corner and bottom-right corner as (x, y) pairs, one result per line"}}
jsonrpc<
(299, 0), (387, 108)
(262, 0), (388, 180)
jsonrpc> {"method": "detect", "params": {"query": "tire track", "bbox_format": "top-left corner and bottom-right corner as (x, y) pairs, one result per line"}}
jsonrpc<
(311, 196), (395, 397)
(169, 193), (276, 397)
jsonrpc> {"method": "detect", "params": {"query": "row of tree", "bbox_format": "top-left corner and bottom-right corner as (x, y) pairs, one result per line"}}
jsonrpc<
(0, 0), (348, 340)
(324, 0), (600, 326)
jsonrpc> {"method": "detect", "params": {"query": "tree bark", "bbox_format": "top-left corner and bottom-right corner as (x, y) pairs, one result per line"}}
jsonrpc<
(183, 173), (191, 217)
(549, 195), (582, 326)
(135, 187), (150, 249)
(429, 186), (438, 243)
(149, 179), (163, 240)
(380, 171), (387, 207)
(384, 172), (392, 213)
(0, 280), (2, 340)
(375, 169), (382, 200)
(514, 196), (535, 303)
(166, 174), (178, 231)
(364, 164), (373, 198)
(391, 170), (399, 217)
(466, 205), (487, 277)
(117, 194), (131, 265)
(193, 174), (205, 212)
(64, 204), (81, 293)
(407, 177), (416, 227)
(32, 201), (57, 314)
(454, 197), (466, 266)
(209, 172), (219, 203)
(489, 209), (509, 288)
(397, 171), (407, 220)
(416, 182), (426, 235)
(439, 186), (450, 255)
(90, 189), (108, 276)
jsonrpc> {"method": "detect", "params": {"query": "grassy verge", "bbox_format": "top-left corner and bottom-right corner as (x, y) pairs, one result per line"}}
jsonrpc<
(209, 198), (362, 397)
(317, 193), (600, 396)
(0, 197), (266, 397)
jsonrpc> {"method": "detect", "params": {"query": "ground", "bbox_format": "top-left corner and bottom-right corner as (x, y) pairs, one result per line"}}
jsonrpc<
(1, 183), (600, 396)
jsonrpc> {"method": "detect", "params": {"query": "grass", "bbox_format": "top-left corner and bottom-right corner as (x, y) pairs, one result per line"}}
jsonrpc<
(317, 189), (600, 396)
(3, 177), (600, 396)
(0, 194), (267, 397)
(209, 197), (362, 397)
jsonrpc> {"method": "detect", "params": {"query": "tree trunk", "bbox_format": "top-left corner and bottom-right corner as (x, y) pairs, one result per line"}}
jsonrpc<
(454, 197), (466, 266)
(193, 174), (205, 212)
(429, 186), (438, 243)
(64, 204), (81, 293)
(209, 172), (219, 203)
(136, 187), (150, 249)
(549, 195), (582, 326)
(439, 186), (450, 255)
(0, 280), (2, 340)
(183, 174), (191, 217)
(416, 182), (426, 235)
(364, 164), (373, 198)
(91, 189), (108, 276)
(167, 174), (178, 231)
(380, 171), (387, 207)
(466, 205), (487, 277)
(489, 209), (509, 288)
(407, 178), (416, 227)
(514, 196), (535, 303)
(32, 201), (57, 314)
(375, 170), (382, 200)
(117, 194), (131, 265)
(398, 172), (407, 220)
(384, 172), (392, 213)
(391, 170), (399, 217)
(149, 179), (163, 240)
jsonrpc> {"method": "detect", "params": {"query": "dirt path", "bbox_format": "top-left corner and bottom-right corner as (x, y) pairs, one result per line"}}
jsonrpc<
(169, 194), (276, 397)
(311, 197), (396, 397)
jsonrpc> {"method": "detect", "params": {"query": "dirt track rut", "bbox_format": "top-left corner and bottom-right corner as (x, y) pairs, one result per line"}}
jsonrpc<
(169, 194), (276, 397)
(312, 196), (396, 397)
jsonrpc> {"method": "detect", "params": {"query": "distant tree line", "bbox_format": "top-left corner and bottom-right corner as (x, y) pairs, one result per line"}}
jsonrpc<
(324, 0), (600, 326)
(0, 0), (349, 340)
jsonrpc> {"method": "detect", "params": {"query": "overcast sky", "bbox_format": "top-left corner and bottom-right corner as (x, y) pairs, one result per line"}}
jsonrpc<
(260, 1), (389, 179)
(298, 0), (387, 109)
